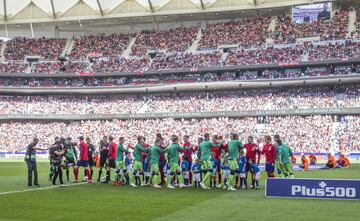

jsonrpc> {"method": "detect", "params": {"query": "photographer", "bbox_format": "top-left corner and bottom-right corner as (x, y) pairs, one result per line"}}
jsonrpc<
(49, 142), (66, 187)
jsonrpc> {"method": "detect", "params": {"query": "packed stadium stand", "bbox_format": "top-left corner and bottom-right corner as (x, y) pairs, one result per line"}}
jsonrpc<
(0, 0), (360, 157)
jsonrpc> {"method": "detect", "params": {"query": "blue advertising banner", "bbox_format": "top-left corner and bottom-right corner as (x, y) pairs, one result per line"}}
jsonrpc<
(265, 178), (360, 200)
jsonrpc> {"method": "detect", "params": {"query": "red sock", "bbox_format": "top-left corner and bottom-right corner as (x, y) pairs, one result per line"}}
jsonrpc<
(86, 169), (92, 181)
(74, 168), (79, 180)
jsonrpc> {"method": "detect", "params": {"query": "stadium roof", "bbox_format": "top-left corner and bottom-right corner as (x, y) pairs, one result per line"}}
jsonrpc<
(0, 0), (334, 24)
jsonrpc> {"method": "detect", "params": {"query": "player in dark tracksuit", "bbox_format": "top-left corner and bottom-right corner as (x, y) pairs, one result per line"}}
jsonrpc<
(97, 136), (109, 182)
(86, 138), (96, 179)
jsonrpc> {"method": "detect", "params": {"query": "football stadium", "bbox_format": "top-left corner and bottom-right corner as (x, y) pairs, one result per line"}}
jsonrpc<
(0, 0), (360, 220)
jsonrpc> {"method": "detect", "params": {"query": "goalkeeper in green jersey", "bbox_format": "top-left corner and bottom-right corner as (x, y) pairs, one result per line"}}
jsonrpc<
(227, 133), (243, 191)
(130, 136), (149, 187)
(198, 133), (224, 190)
(274, 135), (294, 178)
(167, 135), (190, 189)
(114, 137), (129, 185)
(149, 139), (167, 188)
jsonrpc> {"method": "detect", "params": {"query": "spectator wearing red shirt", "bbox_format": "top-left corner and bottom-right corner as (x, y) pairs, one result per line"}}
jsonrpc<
(261, 135), (276, 177)
(75, 136), (92, 183)
(244, 136), (260, 175)
(103, 136), (116, 183)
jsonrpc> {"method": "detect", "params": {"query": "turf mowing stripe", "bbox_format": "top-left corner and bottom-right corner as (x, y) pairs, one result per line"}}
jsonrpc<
(0, 182), (88, 196)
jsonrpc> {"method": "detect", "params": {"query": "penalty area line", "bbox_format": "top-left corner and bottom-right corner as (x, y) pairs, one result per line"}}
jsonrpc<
(0, 182), (88, 196)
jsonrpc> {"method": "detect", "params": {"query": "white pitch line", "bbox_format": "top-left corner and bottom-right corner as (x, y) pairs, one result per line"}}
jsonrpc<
(0, 182), (88, 196)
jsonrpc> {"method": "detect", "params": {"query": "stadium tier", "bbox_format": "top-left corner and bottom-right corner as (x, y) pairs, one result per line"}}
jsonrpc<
(1, 85), (360, 115)
(0, 8), (359, 75)
(1, 115), (359, 153)
(0, 39), (360, 74)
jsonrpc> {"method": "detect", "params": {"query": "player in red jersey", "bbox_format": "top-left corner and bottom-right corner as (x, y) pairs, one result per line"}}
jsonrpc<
(211, 135), (227, 188)
(74, 136), (92, 183)
(261, 135), (276, 178)
(244, 136), (260, 163)
(103, 136), (117, 183)
(244, 136), (260, 183)
(192, 137), (203, 154)
(180, 135), (193, 185)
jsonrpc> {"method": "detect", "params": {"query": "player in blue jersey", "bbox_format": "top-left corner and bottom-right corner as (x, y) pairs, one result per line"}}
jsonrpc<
(181, 156), (190, 186)
(191, 159), (201, 187)
(221, 155), (230, 189)
(238, 150), (248, 189)
(249, 159), (260, 189)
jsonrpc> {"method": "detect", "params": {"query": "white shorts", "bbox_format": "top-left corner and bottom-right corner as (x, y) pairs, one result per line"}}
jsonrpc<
(127, 165), (132, 173)
(194, 173), (201, 182)
(183, 171), (189, 179)
(239, 173), (246, 178)
(212, 168), (217, 176)
(254, 172), (260, 180)
(144, 172), (150, 177)
(222, 170), (230, 179)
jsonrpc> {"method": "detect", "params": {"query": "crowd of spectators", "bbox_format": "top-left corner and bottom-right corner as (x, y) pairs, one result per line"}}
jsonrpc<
(198, 17), (271, 50)
(92, 57), (150, 73)
(2, 39), (359, 74)
(131, 27), (198, 56)
(337, 115), (360, 152)
(0, 95), (145, 115)
(0, 63), (28, 73)
(30, 61), (90, 74)
(144, 87), (345, 113)
(225, 46), (303, 66)
(150, 52), (223, 70)
(4, 37), (66, 61)
(69, 33), (133, 60)
(1, 115), (359, 153)
(1, 85), (360, 115)
(0, 65), (358, 88)
(273, 9), (349, 44)
(307, 40), (360, 61)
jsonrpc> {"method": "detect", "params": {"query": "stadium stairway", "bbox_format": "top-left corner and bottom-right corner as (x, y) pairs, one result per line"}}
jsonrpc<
(221, 52), (228, 62)
(347, 9), (357, 38)
(122, 36), (137, 59)
(137, 100), (150, 113)
(266, 16), (277, 45)
(0, 41), (6, 62)
(61, 38), (74, 57)
(187, 27), (203, 53)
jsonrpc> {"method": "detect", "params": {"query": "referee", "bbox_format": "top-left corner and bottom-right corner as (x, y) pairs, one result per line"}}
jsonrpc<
(24, 138), (47, 187)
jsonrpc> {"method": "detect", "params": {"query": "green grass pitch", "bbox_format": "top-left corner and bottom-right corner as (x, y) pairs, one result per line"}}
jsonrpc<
(0, 162), (359, 221)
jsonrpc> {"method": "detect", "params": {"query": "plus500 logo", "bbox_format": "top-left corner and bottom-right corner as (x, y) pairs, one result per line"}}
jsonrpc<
(291, 186), (356, 198)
